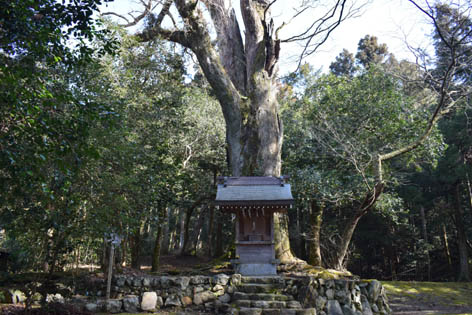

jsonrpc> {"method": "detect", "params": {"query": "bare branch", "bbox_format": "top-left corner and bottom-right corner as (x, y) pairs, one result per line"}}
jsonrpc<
(280, 0), (367, 70)
(102, 0), (155, 27)
(101, 12), (132, 25)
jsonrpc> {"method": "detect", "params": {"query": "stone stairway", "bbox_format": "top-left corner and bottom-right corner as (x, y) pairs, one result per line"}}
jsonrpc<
(229, 276), (316, 315)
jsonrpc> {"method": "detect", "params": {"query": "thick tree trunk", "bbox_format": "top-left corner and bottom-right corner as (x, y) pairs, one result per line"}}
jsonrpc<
(273, 213), (294, 263)
(139, 0), (293, 262)
(307, 200), (323, 266)
(454, 183), (470, 281)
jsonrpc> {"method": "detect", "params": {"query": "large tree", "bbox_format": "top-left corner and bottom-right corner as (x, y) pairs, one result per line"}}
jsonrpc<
(103, 0), (357, 262)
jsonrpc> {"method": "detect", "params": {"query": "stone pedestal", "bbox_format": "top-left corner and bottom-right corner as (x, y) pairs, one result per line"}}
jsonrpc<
(235, 263), (277, 276)
(231, 259), (279, 276)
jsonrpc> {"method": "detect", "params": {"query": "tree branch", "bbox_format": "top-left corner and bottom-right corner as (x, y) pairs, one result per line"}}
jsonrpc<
(102, 0), (155, 27)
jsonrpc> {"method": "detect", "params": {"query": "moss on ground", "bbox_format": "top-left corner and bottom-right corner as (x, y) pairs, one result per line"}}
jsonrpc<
(290, 264), (354, 279)
(382, 281), (472, 306)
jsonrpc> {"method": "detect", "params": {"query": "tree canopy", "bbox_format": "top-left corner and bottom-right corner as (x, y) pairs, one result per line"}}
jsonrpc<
(0, 0), (471, 284)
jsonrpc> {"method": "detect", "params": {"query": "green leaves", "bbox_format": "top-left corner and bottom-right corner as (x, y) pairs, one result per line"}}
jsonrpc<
(300, 65), (442, 184)
(0, 0), (119, 271)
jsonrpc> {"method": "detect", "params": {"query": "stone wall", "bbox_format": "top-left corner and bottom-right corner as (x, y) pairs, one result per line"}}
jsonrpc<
(0, 274), (391, 314)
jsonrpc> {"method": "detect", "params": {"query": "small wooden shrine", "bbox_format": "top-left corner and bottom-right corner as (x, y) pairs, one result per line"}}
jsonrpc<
(214, 176), (293, 275)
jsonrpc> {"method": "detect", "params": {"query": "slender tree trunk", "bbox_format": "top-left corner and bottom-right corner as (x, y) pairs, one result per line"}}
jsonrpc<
(178, 208), (185, 253)
(291, 207), (300, 257)
(130, 225), (144, 269)
(101, 238), (107, 271)
(307, 200), (323, 266)
(48, 231), (66, 276)
(334, 182), (384, 270)
(454, 183), (470, 281)
(335, 214), (362, 270)
(181, 207), (194, 255)
(181, 197), (211, 255)
(441, 223), (452, 267)
(192, 207), (207, 254)
(389, 248), (397, 281)
(121, 236), (127, 267)
(419, 206), (431, 281)
(151, 206), (168, 272)
(299, 208), (307, 260)
(466, 171), (472, 209)
(161, 207), (171, 255)
(208, 206), (214, 257)
(215, 212), (223, 257)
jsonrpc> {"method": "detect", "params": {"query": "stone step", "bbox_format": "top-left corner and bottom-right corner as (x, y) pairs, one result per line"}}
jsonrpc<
(232, 292), (294, 301)
(241, 276), (283, 284)
(237, 284), (283, 294)
(234, 299), (287, 309)
(234, 307), (316, 315)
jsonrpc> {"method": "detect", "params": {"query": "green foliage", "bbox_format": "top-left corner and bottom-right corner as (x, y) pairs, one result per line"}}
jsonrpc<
(355, 35), (389, 68)
(0, 0), (119, 271)
(329, 49), (357, 77)
(281, 35), (447, 270)
(292, 65), (442, 190)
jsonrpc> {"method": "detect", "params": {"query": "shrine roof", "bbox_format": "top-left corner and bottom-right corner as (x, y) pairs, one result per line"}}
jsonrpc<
(214, 176), (293, 205)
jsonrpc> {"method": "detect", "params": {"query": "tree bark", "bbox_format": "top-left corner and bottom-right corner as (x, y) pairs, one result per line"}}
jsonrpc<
(151, 206), (168, 272)
(208, 205), (214, 257)
(191, 206), (207, 253)
(307, 200), (323, 266)
(334, 182), (384, 270)
(181, 196), (213, 255)
(181, 206), (194, 255)
(454, 183), (470, 281)
(178, 208), (185, 253)
(441, 223), (452, 267)
(419, 206), (431, 281)
(273, 213), (296, 263)
(130, 223), (144, 269)
(466, 171), (472, 209)
(215, 211), (223, 257)
(161, 207), (171, 255)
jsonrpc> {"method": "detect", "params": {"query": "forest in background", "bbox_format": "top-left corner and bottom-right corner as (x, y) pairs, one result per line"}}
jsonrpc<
(1, 0), (472, 283)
